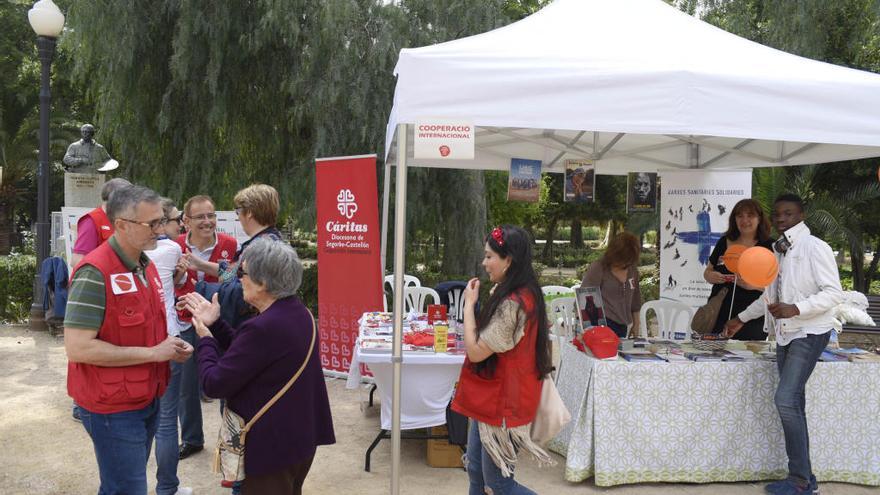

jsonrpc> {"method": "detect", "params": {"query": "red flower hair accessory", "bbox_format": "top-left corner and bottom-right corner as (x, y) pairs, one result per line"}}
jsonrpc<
(491, 227), (505, 246)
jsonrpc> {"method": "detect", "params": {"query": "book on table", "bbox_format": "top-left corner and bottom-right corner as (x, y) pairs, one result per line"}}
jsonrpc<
(819, 350), (850, 362)
(619, 350), (665, 362)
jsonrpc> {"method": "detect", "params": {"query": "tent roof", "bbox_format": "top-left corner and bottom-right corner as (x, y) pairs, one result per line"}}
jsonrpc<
(384, 0), (880, 174)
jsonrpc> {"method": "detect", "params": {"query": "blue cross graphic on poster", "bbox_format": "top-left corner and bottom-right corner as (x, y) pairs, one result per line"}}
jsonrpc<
(675, 211), (723, 265)
(658, 171), (753, 307)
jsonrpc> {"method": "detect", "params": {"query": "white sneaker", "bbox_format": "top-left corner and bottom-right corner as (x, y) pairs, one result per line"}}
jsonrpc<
(175, 488), (193, 495)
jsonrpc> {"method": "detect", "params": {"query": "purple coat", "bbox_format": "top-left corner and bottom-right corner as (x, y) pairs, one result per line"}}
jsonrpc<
(198, 296), (335, 476)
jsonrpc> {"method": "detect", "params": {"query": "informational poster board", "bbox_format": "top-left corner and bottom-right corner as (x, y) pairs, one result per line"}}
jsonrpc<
(315, 155), (384, 374)
(658, 170), (752, 307)
(214, 211), (249, 244)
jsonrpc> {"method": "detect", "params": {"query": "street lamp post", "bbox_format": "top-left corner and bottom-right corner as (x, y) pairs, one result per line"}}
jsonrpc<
(28, 0), (65, 330)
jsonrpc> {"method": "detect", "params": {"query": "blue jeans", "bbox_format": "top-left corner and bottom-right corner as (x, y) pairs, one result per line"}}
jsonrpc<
(77, 400), (159, 495)
(178, 327), (204, 447)
(466, 420), (536, 495)
(775, 331), (830, 485)
(155, 361), (182, 494)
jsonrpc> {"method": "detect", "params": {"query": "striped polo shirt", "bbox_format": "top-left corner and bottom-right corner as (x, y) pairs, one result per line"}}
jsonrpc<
(64, 236), (152, 331)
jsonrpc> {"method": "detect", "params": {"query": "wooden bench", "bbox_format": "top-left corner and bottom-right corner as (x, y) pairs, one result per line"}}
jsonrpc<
(842, 295), (880, 334)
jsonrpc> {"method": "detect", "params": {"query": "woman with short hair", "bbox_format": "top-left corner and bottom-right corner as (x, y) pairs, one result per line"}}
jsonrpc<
(180, 239), (334, 495)
(581, 232), (643, 338)
(217, 184), (283, 282)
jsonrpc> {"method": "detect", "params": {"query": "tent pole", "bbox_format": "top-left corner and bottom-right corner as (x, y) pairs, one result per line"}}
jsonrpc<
(381, 157), (392, 276)
(390, 123), (408, 495)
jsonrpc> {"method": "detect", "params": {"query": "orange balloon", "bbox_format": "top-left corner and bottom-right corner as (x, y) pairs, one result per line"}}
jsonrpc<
(738, 246), (778, 288)
(722, 244), (748, 274)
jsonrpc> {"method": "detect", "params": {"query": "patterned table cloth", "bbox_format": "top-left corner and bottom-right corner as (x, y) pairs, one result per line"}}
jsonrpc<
(548, 342), (880, 486)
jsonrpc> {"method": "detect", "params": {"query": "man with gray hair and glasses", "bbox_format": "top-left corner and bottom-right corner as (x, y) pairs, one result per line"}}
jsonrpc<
(64, 184), (193, 495)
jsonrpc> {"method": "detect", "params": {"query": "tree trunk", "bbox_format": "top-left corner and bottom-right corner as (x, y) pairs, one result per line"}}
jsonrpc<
(866, 239), (880, 293)
(542, 216), (559, 262)
(570, 220), (584, 248)
(441, 170), (487, 277)
(599, 219), (622, 248)
(851, 246), (866, 294)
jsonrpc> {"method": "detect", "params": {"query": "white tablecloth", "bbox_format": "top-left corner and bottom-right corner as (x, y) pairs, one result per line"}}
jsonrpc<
(347, 345), (464, 430)
(548, 341), (880, 487)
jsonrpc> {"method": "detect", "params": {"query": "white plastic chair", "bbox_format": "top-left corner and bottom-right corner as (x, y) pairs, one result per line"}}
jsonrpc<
(639, 299), (695, 340)
(384, 274), (421, 311)
(384, 274), (421, 291)
(404, 286), (441, 313)
(570, 283), (581, 291)
(541, 285), (575, 298)
(549, 296), (578, 381)
(446, 286), (466, 322)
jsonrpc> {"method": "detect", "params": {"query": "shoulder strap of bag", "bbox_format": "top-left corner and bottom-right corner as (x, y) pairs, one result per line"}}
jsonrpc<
(242, 308), (317, 433)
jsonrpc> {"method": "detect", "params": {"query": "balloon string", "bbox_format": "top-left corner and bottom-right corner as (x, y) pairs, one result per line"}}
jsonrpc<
(727, 274), (738, 321)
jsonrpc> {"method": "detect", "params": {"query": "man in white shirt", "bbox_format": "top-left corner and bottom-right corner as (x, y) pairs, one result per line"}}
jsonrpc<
(725, 194), (842, 495)
(145, 199), (193, 495)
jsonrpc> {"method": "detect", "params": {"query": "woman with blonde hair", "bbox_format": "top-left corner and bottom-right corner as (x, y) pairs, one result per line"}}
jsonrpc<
(217, 184), (283, 282)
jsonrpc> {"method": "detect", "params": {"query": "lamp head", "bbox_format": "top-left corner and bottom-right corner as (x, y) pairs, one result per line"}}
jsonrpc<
(28, 0), (65, 38)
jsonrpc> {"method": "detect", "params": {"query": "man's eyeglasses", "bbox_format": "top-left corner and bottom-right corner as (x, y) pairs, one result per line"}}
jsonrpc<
(120, 218), (168, 230)
(188, 213), (217, 221)
(236, 264), (248, 278)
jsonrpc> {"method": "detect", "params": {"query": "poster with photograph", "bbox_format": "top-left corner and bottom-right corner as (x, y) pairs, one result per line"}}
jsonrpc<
(575, 286), (607, 331)
(564, 159), (594, 202)
(507, 158), (542, 202)
(627, 172), (658, 213)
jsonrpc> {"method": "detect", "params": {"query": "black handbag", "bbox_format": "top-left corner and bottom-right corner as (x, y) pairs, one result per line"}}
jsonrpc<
(445, 385), (469, 447)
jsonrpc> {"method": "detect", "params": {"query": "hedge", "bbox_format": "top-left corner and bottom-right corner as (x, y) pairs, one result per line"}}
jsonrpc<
(0, 254), (36, 323)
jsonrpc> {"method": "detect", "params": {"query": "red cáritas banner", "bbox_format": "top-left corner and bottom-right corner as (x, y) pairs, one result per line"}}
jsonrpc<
(315, 155), (384, 374)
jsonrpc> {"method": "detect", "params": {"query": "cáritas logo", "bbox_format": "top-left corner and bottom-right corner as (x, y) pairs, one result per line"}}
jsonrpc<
(336, 189), (358, 220)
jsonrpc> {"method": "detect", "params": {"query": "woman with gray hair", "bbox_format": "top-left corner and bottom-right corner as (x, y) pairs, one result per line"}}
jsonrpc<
(178, 239), (335, 495)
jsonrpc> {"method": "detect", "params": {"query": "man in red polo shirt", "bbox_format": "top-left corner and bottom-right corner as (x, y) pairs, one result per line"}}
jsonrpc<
(70, 177), (132, 267)
(65, 184), (193, 494)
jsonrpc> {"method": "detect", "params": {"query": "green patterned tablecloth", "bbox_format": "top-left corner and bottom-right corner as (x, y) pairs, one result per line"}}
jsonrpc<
(547, 342), (880, 487)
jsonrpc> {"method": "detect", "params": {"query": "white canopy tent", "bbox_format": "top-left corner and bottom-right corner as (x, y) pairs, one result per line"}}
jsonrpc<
(379, 0), (880, 492)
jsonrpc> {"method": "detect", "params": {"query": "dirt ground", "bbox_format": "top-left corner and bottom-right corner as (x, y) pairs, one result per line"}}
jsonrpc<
(1, 326), (876, 495)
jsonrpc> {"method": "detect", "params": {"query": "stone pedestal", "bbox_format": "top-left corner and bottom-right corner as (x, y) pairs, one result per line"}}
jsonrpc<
(64, 173), (104, 208)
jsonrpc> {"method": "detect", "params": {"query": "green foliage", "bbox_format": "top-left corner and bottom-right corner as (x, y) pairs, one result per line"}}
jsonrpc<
(298, 264), (318, 316)
(0, 0), (84, 253)
(0, 254), (35, 323)
(638, 265), (661, 303)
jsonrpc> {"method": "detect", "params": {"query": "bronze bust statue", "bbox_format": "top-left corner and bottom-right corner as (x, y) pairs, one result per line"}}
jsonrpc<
(63, 124), (115, 173)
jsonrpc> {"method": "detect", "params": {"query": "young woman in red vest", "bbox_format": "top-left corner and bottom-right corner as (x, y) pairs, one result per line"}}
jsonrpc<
(451, 225), (553, 495)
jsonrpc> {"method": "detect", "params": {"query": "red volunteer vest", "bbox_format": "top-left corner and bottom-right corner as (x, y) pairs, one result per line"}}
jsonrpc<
(83, 206), (114, 244)
(452, 288), (543, 428)
(67, 241), (170, 414)
(174, 232), (237, 323)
